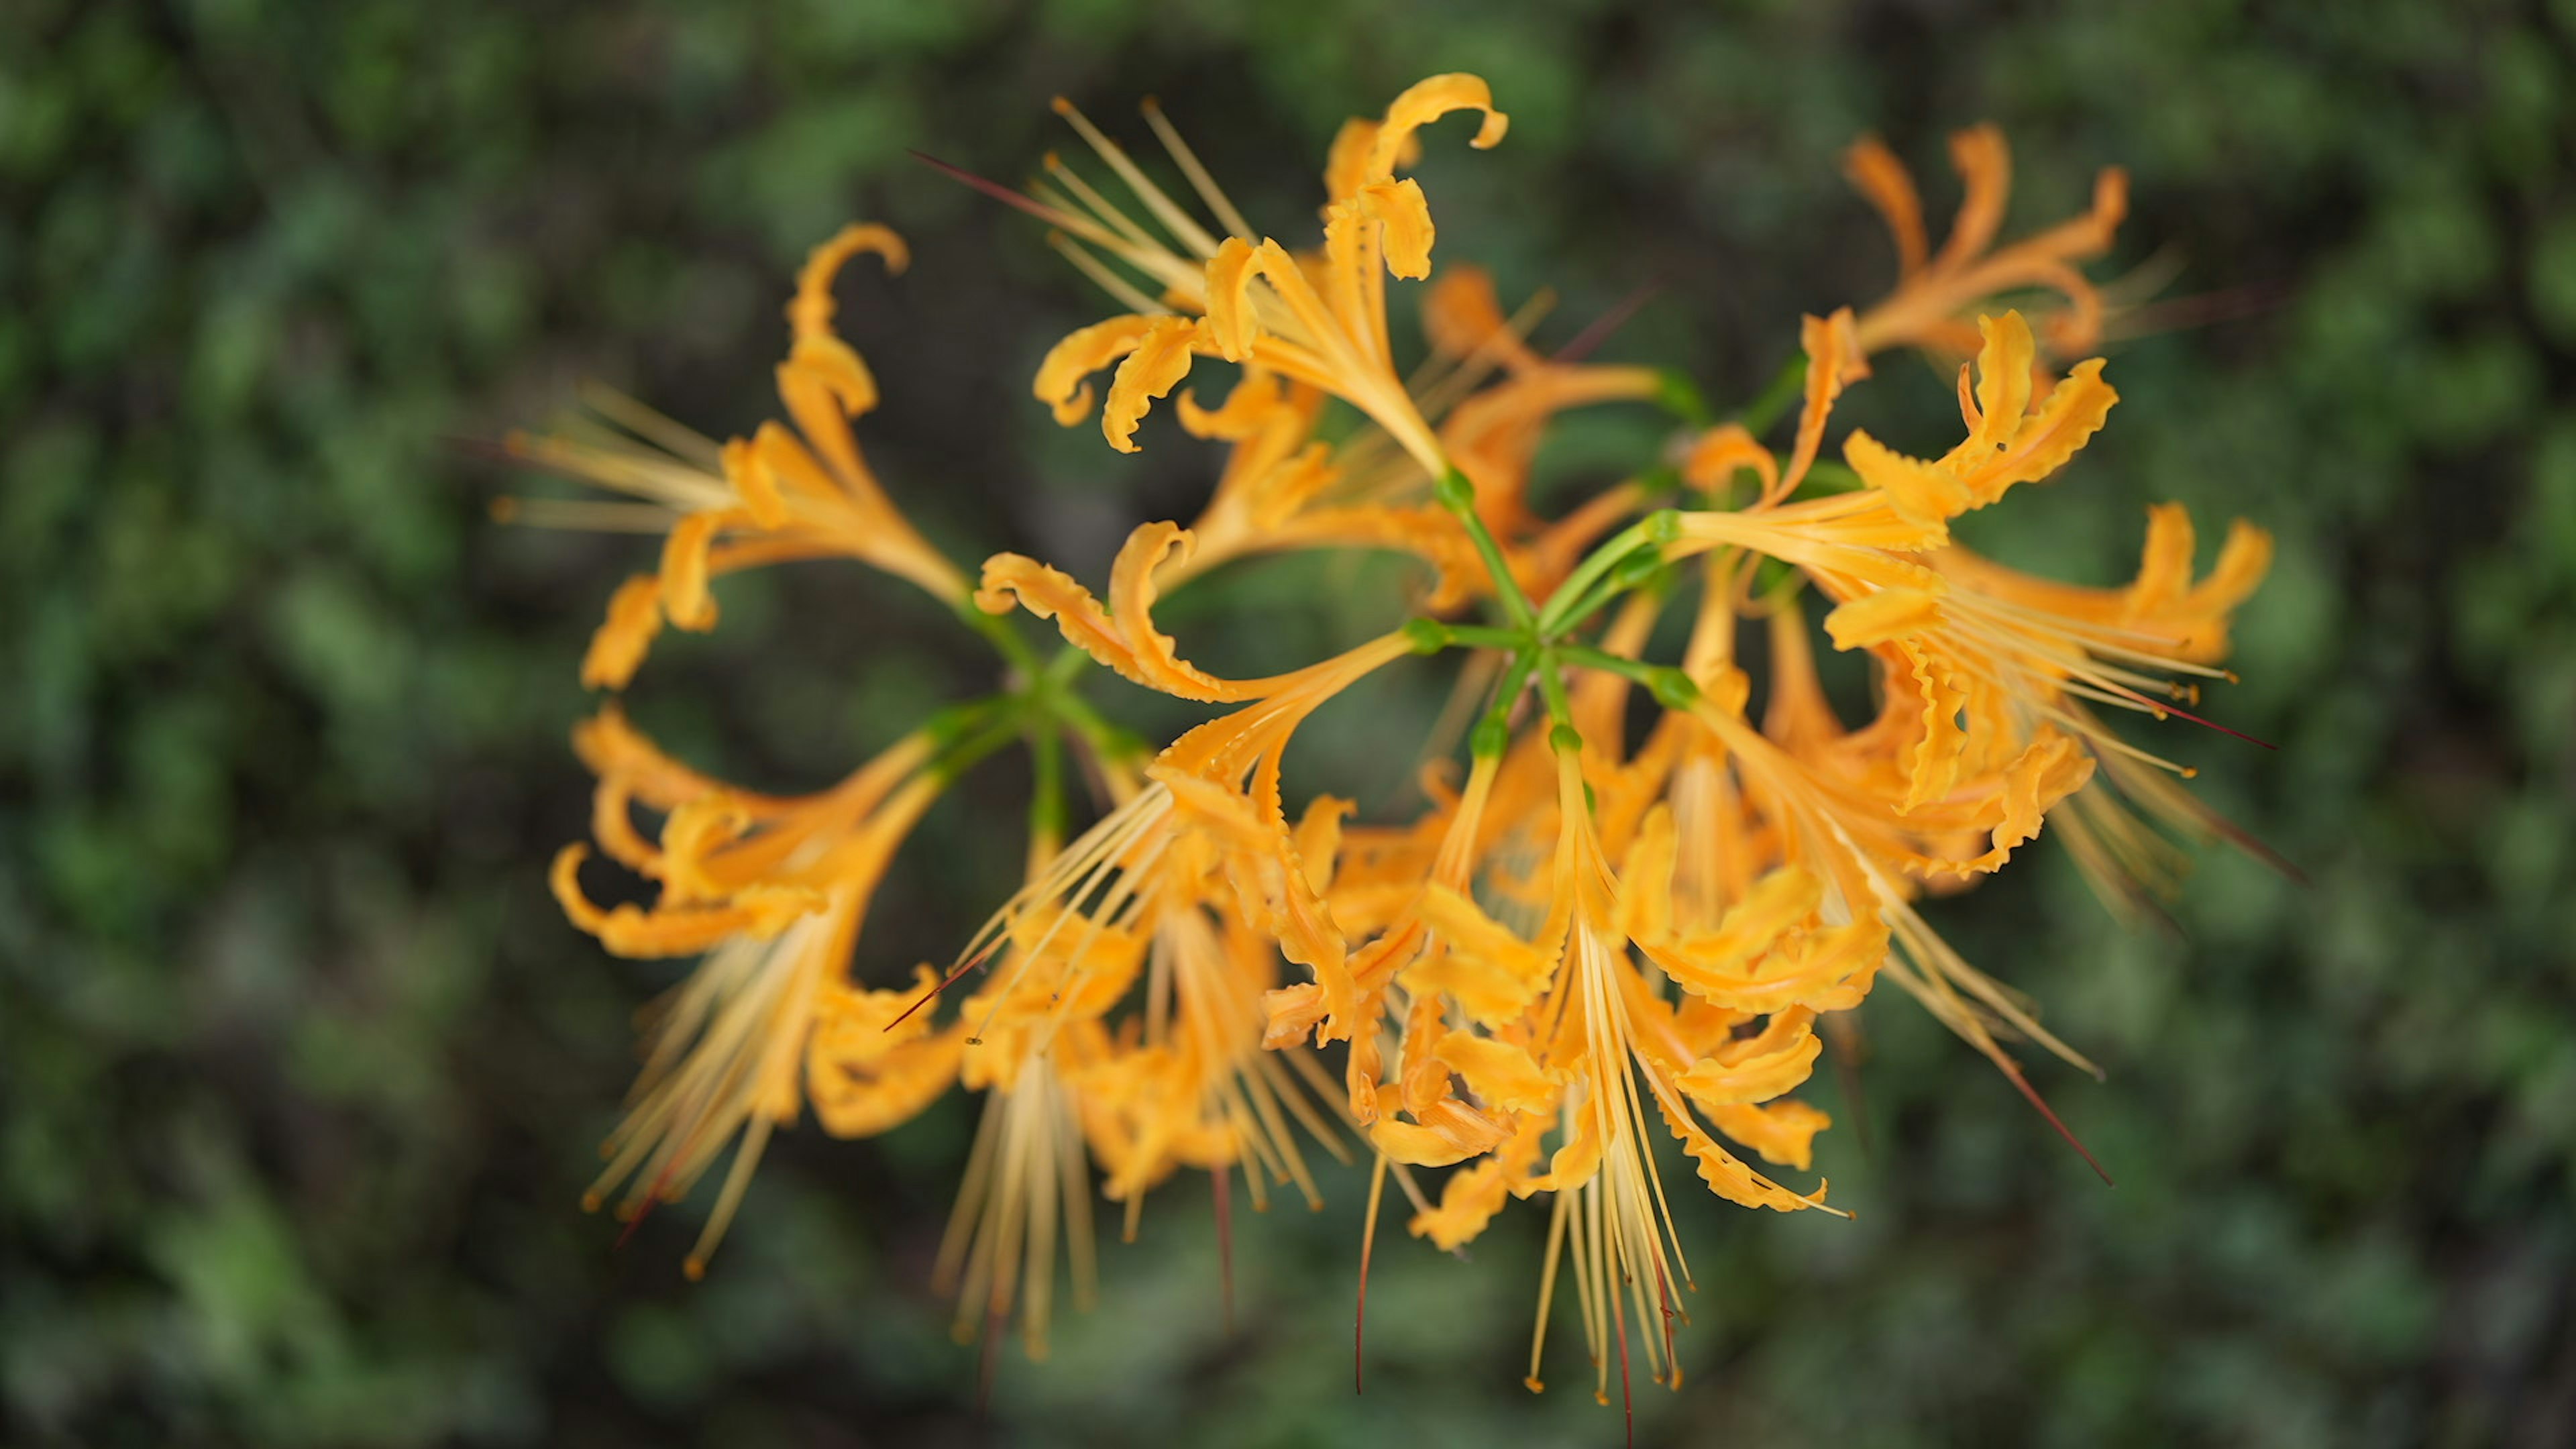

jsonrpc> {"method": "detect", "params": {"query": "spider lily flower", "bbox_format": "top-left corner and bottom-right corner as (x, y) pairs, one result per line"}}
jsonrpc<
(1083, 904), (1346, 1230)
(929, 803), (1341, 1353)
(1844, 125), (2129, 365)
(1022, 80), (1668, 551)
(508, 72), (2279, 1410)
(1149, 284), (1656, 614)
(1824, 314), (2271, 793)
(1672, 311), (2268, 810)
(1657, 311), (2269, 1093)
(1240, 739), (1527, 1138)
(549, 708), (945, 1277)
(502, 223), (965, 689)
(1661, 645), (2112, 1124)
(1155, 371), (1489, 609)
(939, 1021), (1108, 1362)
(933, 843), (1155, 1360)
(804, 965), (969, 1138)
(981, 83), (1673, 625)
(1383, 747), (1844, 1406)
(1026, 74), (1508, 476)
(977, 519), (1417, 1043)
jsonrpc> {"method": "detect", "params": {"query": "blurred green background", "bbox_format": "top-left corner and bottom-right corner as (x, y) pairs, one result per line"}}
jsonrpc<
(6, 1), (2574, 1444)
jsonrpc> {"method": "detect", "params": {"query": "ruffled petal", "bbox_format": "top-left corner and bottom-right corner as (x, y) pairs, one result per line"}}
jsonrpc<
(1360, 178), (1436, 279)
(1682, 423), (1780, 500)
(1102, 315), (1205, 452)
(549, 845), (822, 959)
(1935, 125), (2012, 273)
(1364, 73), (1509, 182)
(1824, 584), (1945, 650)
(1201, 237), (1263, 362)
(1674, 1008), (1822, 1109)
(1034, 315), (1162, 427)
(1780, 309), (1868, 499)
(977, 523), (1262, 702)
(1842, 133), (1927, 276)
(1436, 1033), (1562, 1115)
(658, 508), (740, 631)
(582, 574), (665, 690)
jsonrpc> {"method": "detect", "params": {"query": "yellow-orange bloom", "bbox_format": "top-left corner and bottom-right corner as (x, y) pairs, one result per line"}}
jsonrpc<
(1391, 747), (1844, 1404)
(514, 73), (2282, 1411)
(1028, 76), (1507, 474)
(550, 708), (944, 1277)
(505, 223), (965, 690)
(1846, 125), (2129, 364)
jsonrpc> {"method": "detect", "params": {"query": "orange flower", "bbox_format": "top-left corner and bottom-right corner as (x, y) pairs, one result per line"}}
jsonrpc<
(504, 224), (965, 690)
(1389, 746), (1846, 1403)
(1028, 75), (1509, 474)
(1845, 125), (2129, 364)
(508, 76), (2282, 1411)
(549, 708), (945, 1277)
(1012, 79), (1666, 606)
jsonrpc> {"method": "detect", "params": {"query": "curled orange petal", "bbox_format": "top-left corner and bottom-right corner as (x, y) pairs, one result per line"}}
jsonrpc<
(657, 509), (735, 631)
(788, 222), (908, 343)
(1779, 309), (1868, 500)
(976, 525), (1256, 703)
(1843, 133), (1927, 277)
(1823, 584), (1945, 649)
(582, 575), (665, 691)
(1360, 178), (1436, 279)
(1034, 315), (1161, 427)
(1364, 72), (1509, 182)
(1203, 237), (1263, 362)
(1681, 423), (1780, 500)
(1101, 315), (1203, 452)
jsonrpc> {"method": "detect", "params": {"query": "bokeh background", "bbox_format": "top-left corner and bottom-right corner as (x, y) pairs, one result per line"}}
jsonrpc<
(7, 1), (2575, 1444)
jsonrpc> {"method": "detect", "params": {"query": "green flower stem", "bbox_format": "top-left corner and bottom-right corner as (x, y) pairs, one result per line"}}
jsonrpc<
(1653, 369), (1713, 427)
(1535, 647), (1578, 739)
(928, 698), (1028, 785)
(1434, 466), (1539, 633)
(1400, 354), (1822, 768)
(1533, 509), (1680, 637)
(1026, 718), (1065, 849)
(1552, 644), (1700, 710)
(1442, 623), (1534, 651)
(955, 590), (1045, 681)
(1038, 641), (1090, 690)
(1735, 352), (1809, 437)
(1469, 647), (1541, 759)
(1042, 676), (1148, 765)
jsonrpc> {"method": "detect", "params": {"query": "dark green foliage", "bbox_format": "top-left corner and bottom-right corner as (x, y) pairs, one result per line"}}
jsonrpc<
(3, 1), (2570, 1444)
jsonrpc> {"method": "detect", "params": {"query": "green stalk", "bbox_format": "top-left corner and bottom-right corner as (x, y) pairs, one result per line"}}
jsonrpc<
(930, 700), (1028, 785)
(1046, 682), (1148, 766)
(1555, 644), (1701, 711)
(1532, 511), (1680, 637)
(1734, 353), (1809, 438)
(1534, 647), (1578, 747)
(1468, 647), (1541, 759)
(1434, 467), (1539, 632)
(955, 592), (1042, 679)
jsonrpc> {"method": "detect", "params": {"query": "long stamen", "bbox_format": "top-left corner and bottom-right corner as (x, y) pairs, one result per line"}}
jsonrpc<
(490, 497), (680, 532)
(1041, 153), (1170, 260)
(1051, 96), (1226, 260)
(1139, 97), (1257, 241)
(1048, 231), (1169, 317)
(1356, 1150), (1388, 1394)
(910, 149), (1099, 234)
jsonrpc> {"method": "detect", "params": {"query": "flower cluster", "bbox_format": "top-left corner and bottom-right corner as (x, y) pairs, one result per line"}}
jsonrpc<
(508, 75), (2271, 1409)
